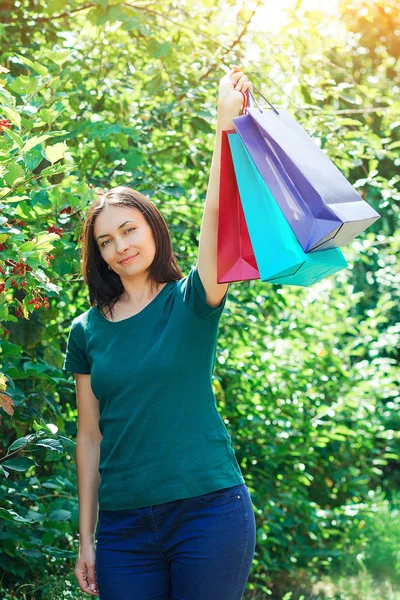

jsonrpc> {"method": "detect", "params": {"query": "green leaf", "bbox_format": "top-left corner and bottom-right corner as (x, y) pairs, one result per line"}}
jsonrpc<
(43, 49), (70, 65)
(33, 438), (64, 453)
(149, 40), (172, 59)
(387, 141), (400, 150)
(2, 457), (37, 471)
(0, 136), (14, 155)
(8, 434), (36, 452)
(45, 0), (69, 15)
(0, 194), (30, 204)
(22, 134), (52, 153)
(48, 509), (72, 521)
(4, 163), (24, 187)
(0, 465), (10, 478)
(125, 149), (143, 170)
(30, 189), (51, 206)
(145, 73), (163, 94)
(38, 107), (61, 125)
(8, 75), (40, 96)
(191, 116), (212, 133)
(3, 127), (24, 148)
(0, 507), (36, 523)
(0, 87), (15, 106)
(15, 54), (48, 76)
(19, 232), (58, 253)
(1, 106), (21, 129)
(44, 141), (68, 164)
(35, 161), (67, 178)
(18, 240), (37, 252)
(334, 425), (358, 437)
(22, 145), (44, 170)
(121, 16), (141, 31)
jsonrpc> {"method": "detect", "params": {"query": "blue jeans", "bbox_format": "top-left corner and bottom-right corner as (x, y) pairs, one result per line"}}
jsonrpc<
(95, 483), (256, 600)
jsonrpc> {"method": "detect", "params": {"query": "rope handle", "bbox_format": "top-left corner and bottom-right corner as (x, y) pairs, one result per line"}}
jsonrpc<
(239, 90), (248, 115)
(239, 85), (279, 116)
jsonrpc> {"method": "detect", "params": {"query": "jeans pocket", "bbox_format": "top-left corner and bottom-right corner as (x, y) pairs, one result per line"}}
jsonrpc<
(194, 484), (244, 506)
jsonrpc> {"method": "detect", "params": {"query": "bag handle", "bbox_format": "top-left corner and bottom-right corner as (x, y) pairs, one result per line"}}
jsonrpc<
(239, 90), (248, 115)
(241, 85), (279, 116)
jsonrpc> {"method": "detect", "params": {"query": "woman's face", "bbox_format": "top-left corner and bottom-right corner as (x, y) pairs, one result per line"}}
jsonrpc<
(94, 204), (157, 277)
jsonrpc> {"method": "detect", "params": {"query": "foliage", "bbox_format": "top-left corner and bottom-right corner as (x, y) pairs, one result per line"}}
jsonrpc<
(0, 1), (399, 599)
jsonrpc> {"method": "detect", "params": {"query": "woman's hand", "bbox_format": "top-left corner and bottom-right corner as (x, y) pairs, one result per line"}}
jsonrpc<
(74, 543), (99, 596)
(217, 65), (254, 118)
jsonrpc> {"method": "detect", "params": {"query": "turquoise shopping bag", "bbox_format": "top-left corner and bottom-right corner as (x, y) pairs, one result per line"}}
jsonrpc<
(228, 132), (348, 286)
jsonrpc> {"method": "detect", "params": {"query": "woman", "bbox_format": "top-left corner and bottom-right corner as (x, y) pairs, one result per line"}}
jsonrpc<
(63, 65), (256, 600)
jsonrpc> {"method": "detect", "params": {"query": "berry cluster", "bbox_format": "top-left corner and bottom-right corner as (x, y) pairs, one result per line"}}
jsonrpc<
(48, 225), (63, 236)
(8, 218), (26, 227)
(60, 206), (72, 214)
(0, 117), (12, 132)
(10, 279), (27, 288)
(1, 259), (32, 275)
(28, 296), (50, 309)
(12, 260), (31, 275)
(0, 243), (9, 252)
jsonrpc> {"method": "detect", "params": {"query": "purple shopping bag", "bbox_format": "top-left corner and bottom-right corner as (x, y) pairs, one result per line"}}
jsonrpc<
(233, 87), (380, 252)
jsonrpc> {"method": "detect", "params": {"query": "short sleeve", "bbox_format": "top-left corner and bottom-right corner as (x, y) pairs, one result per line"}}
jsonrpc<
(178, 265), (229, 322)
(63, 318), (91, 374)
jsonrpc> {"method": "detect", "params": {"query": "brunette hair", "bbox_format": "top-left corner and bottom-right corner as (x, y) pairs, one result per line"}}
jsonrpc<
(79, 186), (183, 319)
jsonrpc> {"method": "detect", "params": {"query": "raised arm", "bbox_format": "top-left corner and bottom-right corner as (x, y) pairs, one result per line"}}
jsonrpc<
(197, 66), (253, 306)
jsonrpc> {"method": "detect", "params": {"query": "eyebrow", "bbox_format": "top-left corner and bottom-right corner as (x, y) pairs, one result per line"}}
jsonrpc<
(96, 221), (137, 242)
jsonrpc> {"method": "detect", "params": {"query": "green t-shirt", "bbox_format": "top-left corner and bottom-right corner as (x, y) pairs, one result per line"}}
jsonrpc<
(63, 265), (244, 510)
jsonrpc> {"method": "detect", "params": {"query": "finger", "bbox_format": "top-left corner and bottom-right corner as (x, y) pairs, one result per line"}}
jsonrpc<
(233, 74), (249, 91)
(75, 570), (98, 596)
(230, 67), (243, 80)
(231, 71), (244, 85)
(87, 565), (98, 591)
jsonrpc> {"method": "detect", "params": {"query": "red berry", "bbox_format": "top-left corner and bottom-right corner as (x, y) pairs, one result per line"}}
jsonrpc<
(0, 118), (12, 132)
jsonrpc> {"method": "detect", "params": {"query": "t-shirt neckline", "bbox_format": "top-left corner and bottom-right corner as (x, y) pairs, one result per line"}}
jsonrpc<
(93, 280), (176, 325)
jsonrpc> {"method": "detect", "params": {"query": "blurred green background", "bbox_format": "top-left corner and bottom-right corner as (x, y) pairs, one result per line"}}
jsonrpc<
(0, 0), (399, 598)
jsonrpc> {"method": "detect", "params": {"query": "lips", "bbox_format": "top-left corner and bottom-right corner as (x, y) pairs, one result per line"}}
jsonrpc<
(119, 253), (139, 264)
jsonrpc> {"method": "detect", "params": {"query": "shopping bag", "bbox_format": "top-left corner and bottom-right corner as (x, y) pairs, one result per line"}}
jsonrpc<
(233, 88), (380, 252)
(228, 131), (348, 286)
(217, 129), (260, 283)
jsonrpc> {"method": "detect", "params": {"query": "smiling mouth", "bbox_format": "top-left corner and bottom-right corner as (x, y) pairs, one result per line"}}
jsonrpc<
(119, 253), (139, 264)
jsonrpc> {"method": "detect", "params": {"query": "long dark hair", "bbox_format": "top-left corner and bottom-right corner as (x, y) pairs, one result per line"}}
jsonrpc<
(79, 186), (184, 319)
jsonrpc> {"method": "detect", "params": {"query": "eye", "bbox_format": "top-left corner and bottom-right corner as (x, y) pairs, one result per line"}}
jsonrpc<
(100, 228), (136, 248)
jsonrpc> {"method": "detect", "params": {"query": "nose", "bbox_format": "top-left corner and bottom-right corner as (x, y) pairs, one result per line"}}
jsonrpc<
(115, 238), (130, 254)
